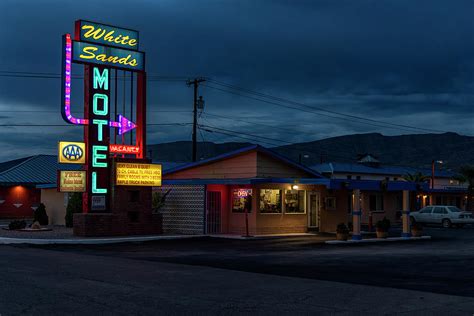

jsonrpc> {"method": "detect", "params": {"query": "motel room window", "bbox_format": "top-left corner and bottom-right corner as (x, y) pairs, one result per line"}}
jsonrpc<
(284, 190), (305, 214)
(232, 189), (253, 213)
(259, 189), (282, 213)
(369, 194), (384, 211)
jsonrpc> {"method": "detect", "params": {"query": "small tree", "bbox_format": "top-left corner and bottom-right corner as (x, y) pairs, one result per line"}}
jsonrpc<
(33, 203), (49, 225)
(453, 165), (474, 211)
(65, 193), (83, 227)
(403, 172), (430, 210)
(152, 189), (171, 213)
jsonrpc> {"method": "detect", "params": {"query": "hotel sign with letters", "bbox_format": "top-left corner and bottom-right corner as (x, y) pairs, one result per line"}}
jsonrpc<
(58, 171), (86, 193)
(58, 141), (86, 164)
(60, 19), (149, 213)
(116, 163), (162, 187)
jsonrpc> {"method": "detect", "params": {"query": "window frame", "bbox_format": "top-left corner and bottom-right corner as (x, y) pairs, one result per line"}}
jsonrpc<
(259, 189), (283, 214)
(284, 189), (306, 214)
(231, 188), (253, 213)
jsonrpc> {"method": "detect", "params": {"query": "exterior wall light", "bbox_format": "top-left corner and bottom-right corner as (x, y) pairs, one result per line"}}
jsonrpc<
(292, 185), (299, 190)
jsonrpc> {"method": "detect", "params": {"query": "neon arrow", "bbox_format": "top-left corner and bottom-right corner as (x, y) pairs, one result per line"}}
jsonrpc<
(61, 34), (88, 125)
(61, 34), (137, 135)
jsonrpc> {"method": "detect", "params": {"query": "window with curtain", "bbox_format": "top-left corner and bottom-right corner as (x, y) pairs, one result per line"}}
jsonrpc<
(259, 189), (282, 213)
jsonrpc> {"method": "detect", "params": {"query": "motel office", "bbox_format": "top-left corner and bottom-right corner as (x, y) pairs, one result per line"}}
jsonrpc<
(156, 145), (443, 235)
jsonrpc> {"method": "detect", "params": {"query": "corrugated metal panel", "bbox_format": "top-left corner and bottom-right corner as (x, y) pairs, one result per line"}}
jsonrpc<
(0, 155), (81, 185)
(154, 185), (205, 235)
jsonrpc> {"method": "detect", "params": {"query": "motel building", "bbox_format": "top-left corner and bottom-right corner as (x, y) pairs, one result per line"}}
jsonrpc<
(311, 155), (469, 226)
(155, 145), (464, 236)
(0, 155), (81, 224)
(0, 147), (468, 237)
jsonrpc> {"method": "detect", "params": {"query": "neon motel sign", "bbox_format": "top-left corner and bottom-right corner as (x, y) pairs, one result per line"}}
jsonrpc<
(60, 20), (147, 212)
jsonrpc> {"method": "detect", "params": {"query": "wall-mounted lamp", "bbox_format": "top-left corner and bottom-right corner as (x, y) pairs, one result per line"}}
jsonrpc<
(292, 185), (299, 190)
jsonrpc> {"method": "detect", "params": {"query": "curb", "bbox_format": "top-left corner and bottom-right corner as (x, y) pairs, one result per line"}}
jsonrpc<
(0, 235), (205, 245)
(325, 236), (431, 244)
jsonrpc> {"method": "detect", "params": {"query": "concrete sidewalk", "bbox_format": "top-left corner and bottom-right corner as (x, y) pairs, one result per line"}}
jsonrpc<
(0, 234), (205, 245)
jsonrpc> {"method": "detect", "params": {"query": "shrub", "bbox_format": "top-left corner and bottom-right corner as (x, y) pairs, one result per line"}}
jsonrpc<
(9, 220), (26, 230)
(336, 223), (349, 234)
(412, 222), (423, 231)
(65, 193), (83, 227)
(152, 189), (171, 213)
(376, 217), (391, 232)
(33, 203), (49, 225)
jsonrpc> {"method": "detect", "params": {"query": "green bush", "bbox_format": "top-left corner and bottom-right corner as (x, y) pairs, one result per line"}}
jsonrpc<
(336, 223), (349, 234)
(376, 217), (391, 232)
(65, 193), (83, 227)
(9, 220), (26, 230)
(33, 203), (49, 225)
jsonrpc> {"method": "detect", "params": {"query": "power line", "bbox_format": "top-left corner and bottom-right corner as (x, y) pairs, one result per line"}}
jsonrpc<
(205, 80), (450, 134)
(199, 123), (355, 161)
(0, 122), (192, 127)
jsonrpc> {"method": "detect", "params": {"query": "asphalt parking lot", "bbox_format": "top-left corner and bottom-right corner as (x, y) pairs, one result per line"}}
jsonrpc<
(40, 226), (474, 298)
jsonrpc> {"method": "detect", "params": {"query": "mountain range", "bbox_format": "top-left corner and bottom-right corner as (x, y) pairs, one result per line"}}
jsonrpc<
(147, 132), (474, 170)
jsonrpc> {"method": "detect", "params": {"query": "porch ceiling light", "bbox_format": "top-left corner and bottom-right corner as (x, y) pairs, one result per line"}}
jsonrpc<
(292, 185), (299, 190)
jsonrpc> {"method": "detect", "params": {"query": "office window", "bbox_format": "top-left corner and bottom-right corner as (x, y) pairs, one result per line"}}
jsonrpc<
(356, 176), (361, 180)
(259, 189), (282, 213)
(284, 190), (305, 213)
(347, 175), (352, 180)
(232, 189), (252, 213)
(369, 194), (384, 211)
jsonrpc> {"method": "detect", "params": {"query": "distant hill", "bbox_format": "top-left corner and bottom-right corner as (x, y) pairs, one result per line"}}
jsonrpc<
(148, 132), (474, 169)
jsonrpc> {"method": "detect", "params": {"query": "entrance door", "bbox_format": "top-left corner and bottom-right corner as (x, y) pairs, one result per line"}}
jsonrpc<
(308, 192), (320, 229)
(206, 191), (222, 234)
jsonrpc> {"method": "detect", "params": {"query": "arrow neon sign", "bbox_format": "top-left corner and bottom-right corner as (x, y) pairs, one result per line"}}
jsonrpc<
(61, 33), (136, 135)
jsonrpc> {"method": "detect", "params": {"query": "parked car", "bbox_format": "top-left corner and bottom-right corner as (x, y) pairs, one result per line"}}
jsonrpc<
(410, 206), (474, 228)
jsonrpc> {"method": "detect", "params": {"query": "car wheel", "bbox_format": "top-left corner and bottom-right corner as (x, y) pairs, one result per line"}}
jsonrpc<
(442, 219), (452, 228)
(410, 216), (416, 224)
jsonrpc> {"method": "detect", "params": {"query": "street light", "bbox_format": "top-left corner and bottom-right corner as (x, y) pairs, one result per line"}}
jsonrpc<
(431, 160), (444, 189)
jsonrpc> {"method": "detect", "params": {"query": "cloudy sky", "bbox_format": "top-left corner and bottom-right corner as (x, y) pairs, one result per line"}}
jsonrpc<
(0, 0), (473, 161)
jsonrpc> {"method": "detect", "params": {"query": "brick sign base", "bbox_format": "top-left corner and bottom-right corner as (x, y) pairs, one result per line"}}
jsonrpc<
(73, 158), (163, 237)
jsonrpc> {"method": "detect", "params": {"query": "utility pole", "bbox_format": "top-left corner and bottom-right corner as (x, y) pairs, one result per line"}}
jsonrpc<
(187, 77), (206, 162)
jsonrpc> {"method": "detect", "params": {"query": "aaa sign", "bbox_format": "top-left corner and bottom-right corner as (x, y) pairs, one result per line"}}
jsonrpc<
(116, 163), (162, 186)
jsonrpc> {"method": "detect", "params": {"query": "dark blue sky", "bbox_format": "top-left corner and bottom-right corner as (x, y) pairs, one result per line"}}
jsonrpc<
(0, 0), (473, 161)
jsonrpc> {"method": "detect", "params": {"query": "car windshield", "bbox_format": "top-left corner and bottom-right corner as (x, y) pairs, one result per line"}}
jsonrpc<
(447, 206), (462, 212)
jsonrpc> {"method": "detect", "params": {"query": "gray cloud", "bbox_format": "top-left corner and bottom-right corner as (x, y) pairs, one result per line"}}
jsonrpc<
(0, 0), (473, 161)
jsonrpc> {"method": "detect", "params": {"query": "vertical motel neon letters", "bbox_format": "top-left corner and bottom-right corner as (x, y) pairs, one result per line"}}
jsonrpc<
(87, 66), (110, 208)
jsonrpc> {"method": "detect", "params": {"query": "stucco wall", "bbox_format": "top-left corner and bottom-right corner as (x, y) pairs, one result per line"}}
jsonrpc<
(0, 186), (40, 218)
(165, 152), (258, 179)
(41, 189), (68, 225)
(319, 189), (350, 233)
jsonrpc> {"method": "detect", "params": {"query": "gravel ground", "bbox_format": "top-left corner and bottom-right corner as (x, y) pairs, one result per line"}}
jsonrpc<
(0, 225), (76, 239)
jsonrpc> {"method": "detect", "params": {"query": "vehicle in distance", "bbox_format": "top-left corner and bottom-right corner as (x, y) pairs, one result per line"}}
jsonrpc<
(410, 205), (473, 228)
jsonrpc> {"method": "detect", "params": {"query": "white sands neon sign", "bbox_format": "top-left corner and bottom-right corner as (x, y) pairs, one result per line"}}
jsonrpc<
(61, 33), (136, 134)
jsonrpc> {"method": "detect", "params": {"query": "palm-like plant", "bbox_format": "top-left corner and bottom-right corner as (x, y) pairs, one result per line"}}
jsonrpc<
(403, 172), (430, 183)
(452, 165), (474, 211)
(403, 172), (430, 211)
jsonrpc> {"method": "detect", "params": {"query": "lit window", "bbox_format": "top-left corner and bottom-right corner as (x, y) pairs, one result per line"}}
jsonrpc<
(284, 190), (305, 213)
(259, 189), (282, 213)
(232, 189), (252, 213)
